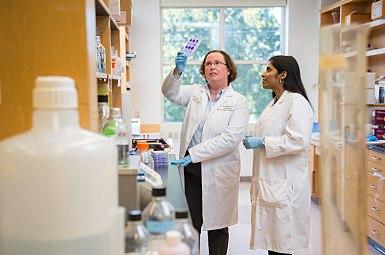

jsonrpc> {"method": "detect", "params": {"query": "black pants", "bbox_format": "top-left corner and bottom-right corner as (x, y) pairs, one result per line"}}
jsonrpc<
(268, 251), (292, 255)
(184, 153), (229, 255)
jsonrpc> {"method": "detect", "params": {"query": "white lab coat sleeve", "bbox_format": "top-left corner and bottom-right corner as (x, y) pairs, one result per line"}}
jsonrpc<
(264, 96), (313, 159)
(162, 71), (196, 107)
(189, 96), (249, 163)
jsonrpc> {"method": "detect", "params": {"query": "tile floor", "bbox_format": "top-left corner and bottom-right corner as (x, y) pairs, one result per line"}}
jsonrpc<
(198, 182), (383, 255)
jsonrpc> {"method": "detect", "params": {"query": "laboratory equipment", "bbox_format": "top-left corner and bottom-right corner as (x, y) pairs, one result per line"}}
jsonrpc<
(125, 210), (151, 254)
(119, 155), (141, 222)
(151, 151), (169, 167)
(171, 209), (199, 255)
(102, 108), (129, 167)
(131, 118), (141, 135)
(142, 186), (175, 253)
(182, 38), (202, 57)
(0, 76), (124, 255)
(158, 231), (191, 255)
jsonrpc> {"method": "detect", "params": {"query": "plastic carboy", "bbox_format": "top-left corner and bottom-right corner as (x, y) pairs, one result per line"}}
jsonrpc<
(0, 76), (125, 255)
(158, 231), (191, 255)
(136, 141), (154, 170)
(125, 210), (151, 254)
(102, 107), (129, 167)
(171, 209), (199, 255)
(142, 186), (175, 253)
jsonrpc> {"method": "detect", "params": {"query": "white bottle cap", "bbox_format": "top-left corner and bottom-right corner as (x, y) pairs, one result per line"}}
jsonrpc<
(110, 108), (122, 118)
(33, 76), (78, 109)
(165, 231), (181, 245)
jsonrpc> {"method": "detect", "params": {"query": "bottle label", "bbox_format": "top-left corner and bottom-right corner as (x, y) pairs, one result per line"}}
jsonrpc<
(146, 220), (174, 233)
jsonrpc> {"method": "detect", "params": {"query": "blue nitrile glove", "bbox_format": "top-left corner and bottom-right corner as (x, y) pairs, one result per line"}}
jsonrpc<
(175, 51), (187, 73)
(243, 136), (265, 149)
(171, 155), (192, 167)
(366, 135), (379, 142)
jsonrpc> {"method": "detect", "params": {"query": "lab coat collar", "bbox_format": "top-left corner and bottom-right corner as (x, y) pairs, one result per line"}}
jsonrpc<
(273, 90), (290, 106)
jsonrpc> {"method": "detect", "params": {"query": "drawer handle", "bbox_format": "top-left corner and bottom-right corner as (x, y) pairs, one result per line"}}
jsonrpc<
(370, 185), (378, 189)
(372, 207), (381, 212)
(372, 156), (382, 160)
(372, 230), (381, 235)
(372, 168), (381, 172)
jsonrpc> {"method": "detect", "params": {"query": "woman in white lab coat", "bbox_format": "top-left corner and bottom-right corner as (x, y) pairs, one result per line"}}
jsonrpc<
(162, 50), (249, 255)
(243, 56), (313, 255)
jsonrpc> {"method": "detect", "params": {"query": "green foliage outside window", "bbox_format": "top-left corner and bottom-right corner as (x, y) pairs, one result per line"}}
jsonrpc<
(162, 7), (281, 122)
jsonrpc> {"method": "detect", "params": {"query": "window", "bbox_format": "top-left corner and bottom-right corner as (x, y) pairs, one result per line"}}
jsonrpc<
(162, 7), (282, 122)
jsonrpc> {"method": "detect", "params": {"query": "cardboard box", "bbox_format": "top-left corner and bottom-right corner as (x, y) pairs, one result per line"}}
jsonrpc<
(373, 128), (385, 139)
(113, 0), (132, 26)
(345, 11), (371, 25)
(367, 72), (376, 89)
(372, 110), (385, 125)
(367, 88), (375, 104)
(372, 0), (385, 20)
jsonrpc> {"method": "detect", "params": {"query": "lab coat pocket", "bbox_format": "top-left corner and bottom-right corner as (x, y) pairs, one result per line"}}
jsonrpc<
(214, 160), (240, 188)
(256, 176), (288, 208)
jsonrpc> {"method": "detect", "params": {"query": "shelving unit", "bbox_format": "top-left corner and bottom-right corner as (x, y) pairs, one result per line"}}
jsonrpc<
(319, 0), (385, 253)
(0, 0), (132, 141)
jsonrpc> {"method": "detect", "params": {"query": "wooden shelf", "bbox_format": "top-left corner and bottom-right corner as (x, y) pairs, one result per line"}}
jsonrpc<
(367, 104), (385, 106)
(366, 48), (385, 57)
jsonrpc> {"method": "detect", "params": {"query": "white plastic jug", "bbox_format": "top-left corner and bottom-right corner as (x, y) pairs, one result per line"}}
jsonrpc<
(0, 76), (125, 255)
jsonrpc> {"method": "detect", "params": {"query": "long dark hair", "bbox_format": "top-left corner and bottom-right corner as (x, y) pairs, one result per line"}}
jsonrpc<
(269, 55), (312, 109)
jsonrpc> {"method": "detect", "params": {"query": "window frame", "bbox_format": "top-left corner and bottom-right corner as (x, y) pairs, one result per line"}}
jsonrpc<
(161, 6), (286, 123)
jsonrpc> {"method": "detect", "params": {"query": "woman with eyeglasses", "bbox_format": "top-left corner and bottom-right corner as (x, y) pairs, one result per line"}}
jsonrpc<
(243, 55), (313, 255)
(162, 50), (249, 255)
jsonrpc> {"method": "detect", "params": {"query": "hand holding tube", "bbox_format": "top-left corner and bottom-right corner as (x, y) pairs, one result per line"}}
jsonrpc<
(171, 155), (192, 167)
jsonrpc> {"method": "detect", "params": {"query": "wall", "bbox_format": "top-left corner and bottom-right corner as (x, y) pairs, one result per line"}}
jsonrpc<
(129, 0), (321, 176)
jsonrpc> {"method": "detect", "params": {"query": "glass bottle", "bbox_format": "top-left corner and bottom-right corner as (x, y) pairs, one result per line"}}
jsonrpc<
(102, 108), (129, 167)
(142, 186), (175, 253)
(97, 94), (109, 134)
(136, 141), (155, 170)
(171, 209), (199, 255)
(158, 231), (191, 255)
(125, 210), (151, 254)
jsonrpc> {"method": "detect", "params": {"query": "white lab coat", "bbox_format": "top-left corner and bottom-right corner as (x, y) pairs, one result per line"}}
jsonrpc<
(162, 71), (249, 231)
(250, 90), (313, 253)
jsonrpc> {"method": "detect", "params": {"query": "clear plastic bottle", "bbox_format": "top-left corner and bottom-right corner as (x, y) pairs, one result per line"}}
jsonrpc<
(171, 209), (199, 255)
(125, 210), (151, 254)
(96, 35), (106, 73)
(142, 186), (175, 253)
(136, 141), (155, 170)
(0, 76), (124, 255)
(102, 108), (129, 167)
(158, 231), (191, 255)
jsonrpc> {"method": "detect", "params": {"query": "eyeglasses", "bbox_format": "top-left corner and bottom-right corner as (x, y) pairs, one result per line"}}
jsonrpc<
(204, 61), (227, 68)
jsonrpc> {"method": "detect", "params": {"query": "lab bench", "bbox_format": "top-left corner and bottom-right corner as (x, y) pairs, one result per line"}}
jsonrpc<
(119, 153), (189, 223)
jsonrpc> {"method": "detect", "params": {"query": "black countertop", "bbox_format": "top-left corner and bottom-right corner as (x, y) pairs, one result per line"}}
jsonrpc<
(154, 154), (189, 212)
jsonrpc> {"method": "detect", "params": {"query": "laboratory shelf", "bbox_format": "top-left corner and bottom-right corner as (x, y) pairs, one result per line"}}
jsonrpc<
(366, 48), (385, 57)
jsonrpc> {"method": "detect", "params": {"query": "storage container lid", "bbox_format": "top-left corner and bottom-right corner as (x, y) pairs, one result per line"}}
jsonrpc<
(33, 76), (78, 109)
(152, 186), (166, 196)
(128, 210), (142, 221)
(175, 209), (188, 219)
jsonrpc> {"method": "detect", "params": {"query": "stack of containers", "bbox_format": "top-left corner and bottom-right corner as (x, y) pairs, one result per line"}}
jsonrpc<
(151, 151), (169, 167)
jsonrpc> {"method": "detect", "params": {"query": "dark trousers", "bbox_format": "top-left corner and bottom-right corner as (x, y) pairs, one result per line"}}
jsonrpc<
(184, 153), (229, 255)
(268, 251), (292, 255)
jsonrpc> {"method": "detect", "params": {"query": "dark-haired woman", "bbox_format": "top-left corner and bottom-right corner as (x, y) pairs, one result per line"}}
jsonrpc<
(163, 50), (249, 255)
(242, 55), (313, 255)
